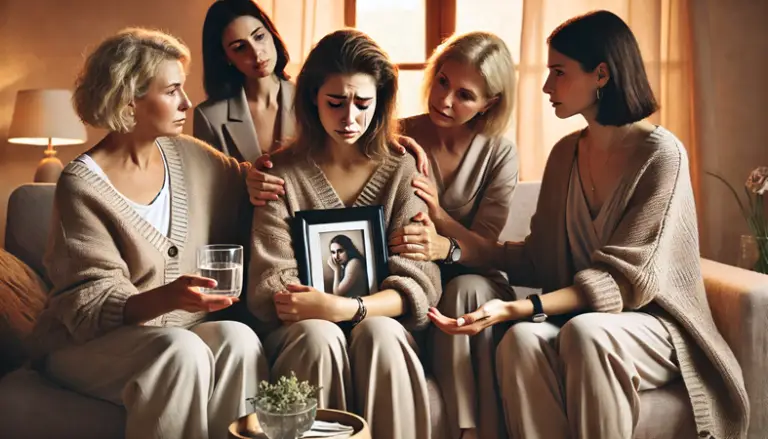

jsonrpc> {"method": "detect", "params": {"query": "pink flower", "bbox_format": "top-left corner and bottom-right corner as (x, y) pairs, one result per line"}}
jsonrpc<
(746, 166), (768, 195)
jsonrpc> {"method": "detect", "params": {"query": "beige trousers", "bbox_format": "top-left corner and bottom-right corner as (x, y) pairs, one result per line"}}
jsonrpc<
(264, 317), (430, 439)
(44, 321), (269, 439)
(430, 274), (514, 439)
(496, 312), (679, 439)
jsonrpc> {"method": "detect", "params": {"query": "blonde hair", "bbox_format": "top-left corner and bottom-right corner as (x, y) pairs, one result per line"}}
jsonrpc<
(422, 31), (516, 139)
(73, 28), (190, 133)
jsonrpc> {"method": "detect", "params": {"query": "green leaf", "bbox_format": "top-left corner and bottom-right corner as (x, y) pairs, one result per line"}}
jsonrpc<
(246, 371), (320, 414)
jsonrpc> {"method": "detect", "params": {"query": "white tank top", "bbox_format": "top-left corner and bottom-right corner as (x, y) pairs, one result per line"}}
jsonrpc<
(76, 145), (171, 236)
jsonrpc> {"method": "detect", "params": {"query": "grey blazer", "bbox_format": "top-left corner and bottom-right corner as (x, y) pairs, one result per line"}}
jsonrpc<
(193, 79), (296, 163)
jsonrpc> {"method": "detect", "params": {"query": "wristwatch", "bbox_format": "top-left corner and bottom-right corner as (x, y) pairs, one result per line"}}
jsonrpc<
(527, 294), (548, 323)
(444, 237), (462, 265)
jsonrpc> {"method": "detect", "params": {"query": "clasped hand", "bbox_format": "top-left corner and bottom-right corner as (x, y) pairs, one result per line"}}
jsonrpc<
(274, 284), (351, 323)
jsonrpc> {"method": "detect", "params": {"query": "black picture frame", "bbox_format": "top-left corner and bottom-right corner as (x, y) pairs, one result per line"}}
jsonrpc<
(293, 206), (389, 296)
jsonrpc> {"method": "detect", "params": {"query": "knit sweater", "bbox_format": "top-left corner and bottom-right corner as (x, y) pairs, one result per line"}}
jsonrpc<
(31, 135), (250, 357)
(247, 150), (442, 332)
(502, 126), (749, 438)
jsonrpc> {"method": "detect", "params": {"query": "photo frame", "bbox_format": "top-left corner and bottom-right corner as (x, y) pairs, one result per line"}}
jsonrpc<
(293, 206), (389, 297)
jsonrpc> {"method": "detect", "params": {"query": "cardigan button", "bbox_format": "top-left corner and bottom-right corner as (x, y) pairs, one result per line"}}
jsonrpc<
(167, 246), (179, 257)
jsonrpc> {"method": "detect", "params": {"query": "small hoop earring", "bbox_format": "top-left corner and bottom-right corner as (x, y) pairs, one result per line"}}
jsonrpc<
(596, 87), (603, 101)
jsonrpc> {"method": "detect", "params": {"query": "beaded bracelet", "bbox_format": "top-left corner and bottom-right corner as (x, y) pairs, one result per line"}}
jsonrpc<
(350, 296), (367, 327)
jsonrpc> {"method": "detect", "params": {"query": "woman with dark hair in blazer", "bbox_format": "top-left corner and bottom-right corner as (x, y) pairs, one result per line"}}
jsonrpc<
(194, 0), (295, 163)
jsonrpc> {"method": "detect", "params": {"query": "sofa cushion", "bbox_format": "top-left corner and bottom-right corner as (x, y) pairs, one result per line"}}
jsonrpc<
(4, 183), (56, 283)
(0, 249), (47, 377)
(0, 368), (125, 439)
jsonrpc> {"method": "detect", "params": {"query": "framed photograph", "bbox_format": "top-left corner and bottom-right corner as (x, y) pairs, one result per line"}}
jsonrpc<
(293, 206), (389, 297)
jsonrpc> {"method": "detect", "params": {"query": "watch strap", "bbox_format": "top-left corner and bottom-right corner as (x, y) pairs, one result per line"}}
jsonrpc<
(527, 294), (547, 323)
(444, 237), (457, 264)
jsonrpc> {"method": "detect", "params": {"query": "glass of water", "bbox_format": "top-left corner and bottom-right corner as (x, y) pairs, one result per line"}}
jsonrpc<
(196, 244), (243, 297)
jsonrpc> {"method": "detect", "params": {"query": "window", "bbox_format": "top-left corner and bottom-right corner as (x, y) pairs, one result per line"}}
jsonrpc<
(351, 0), (523, 138)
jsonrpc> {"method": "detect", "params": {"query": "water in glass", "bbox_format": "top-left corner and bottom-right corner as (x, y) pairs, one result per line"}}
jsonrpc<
(197, 245), (243, 297)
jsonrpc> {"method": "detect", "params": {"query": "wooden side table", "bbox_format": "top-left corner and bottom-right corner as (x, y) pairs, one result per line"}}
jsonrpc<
(228, 408), (371, 439)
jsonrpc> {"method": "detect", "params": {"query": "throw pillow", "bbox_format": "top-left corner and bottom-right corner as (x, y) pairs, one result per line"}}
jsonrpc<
(0, 249), (47, 377)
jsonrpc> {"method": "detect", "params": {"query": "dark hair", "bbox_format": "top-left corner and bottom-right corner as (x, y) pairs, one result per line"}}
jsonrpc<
(330, 235), (364, 262)
(548, 10), (658, 126)
(291, 29), (399, 158)
(201, 0), (290, 100)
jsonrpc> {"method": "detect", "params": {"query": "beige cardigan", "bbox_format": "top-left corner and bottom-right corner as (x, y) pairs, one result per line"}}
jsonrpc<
(503, 126), (749, 438)
(401, 114), (519, 240)
(247, 150), (442, 332)
(31, 135), (250, 357)
(193, 80), (296, 163)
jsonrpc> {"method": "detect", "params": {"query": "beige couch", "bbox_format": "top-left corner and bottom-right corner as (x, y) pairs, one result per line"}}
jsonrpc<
(0, 181), (765, 439)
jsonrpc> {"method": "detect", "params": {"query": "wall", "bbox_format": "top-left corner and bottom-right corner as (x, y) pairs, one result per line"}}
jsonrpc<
(0, 0), (212, 247)
(692, 0), (768, 264)
(1, 0), (767, 266)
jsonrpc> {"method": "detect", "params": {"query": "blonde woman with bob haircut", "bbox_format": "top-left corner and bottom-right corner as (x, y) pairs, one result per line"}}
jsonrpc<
(388, 31), (519, 439)
(247, 29), (442, 439)
(30, 28), (268, 439)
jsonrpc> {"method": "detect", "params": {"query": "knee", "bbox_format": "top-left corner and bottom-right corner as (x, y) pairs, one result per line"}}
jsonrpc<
(278, 320), (346, 365)
(350, 317), (413, 353)
(439, 275), (497, 317)
(151, 328), (213, 373)
(349, 316), (420, 369)
(496, 323), (549, 371)
(206, 320), (264, 358)
(557, 314), (611, 362)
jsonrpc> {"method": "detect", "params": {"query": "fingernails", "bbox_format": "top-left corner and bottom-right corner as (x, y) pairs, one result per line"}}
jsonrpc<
(456, 317), (465, 327)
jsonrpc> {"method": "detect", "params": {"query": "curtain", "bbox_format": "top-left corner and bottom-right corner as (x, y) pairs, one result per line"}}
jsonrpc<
(259, 0), (346, 78)
(515, 0), (697, 195)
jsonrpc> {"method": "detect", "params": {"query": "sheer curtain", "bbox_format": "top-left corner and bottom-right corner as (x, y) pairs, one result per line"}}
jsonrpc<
(515, 0), (697, 193)
(259, 0), (345, 78)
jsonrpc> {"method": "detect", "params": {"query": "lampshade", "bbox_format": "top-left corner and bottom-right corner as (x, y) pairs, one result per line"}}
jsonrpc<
(8, 89), (86, 146)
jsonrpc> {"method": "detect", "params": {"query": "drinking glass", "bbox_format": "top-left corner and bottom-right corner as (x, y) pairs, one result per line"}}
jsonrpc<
(196, 244), (243, 297)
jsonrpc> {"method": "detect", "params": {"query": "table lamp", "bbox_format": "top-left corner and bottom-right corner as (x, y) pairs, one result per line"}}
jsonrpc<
(7, 89), (87, 183)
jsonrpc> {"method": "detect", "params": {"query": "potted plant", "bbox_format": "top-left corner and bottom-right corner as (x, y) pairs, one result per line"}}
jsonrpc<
(246, 372), (319, 439)
(708, 166), (768, 273)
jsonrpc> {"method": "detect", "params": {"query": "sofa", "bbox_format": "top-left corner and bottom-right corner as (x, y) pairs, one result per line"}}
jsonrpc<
(0, 181), (766, 439)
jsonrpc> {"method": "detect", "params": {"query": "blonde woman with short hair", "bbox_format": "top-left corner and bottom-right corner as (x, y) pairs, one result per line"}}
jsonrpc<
(388, 31), (519, 439)
(30, 28), (267, 439)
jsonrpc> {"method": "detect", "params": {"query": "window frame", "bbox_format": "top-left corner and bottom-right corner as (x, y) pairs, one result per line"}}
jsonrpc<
(345, 0), (456, 71)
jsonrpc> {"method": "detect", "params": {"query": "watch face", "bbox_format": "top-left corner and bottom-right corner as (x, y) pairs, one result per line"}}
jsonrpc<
(451, 245), (462, 262)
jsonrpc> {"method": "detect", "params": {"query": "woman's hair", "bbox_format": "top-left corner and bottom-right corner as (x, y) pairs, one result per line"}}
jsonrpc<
(330, 234), (364, 263)
(202, 0), (290, 100)
(73, 27), (190, 133)
(422, 31), (516, 139)
(548, 10), (658, 126)
(292, 29), (399, 159)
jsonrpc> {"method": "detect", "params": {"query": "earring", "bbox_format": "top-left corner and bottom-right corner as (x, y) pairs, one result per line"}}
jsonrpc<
(596, 87), (603, 101)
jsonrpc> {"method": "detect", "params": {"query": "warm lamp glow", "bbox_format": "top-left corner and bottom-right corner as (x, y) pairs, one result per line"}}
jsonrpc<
(7, 89), (87, 182)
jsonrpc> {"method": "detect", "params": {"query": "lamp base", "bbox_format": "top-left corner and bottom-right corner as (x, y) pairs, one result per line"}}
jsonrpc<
(34, 156), (63, 183)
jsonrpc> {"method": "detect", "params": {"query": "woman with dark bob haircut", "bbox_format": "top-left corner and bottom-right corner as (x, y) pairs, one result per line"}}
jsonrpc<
(193, 0), (294, 162)
(429, 10), (748, 439)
